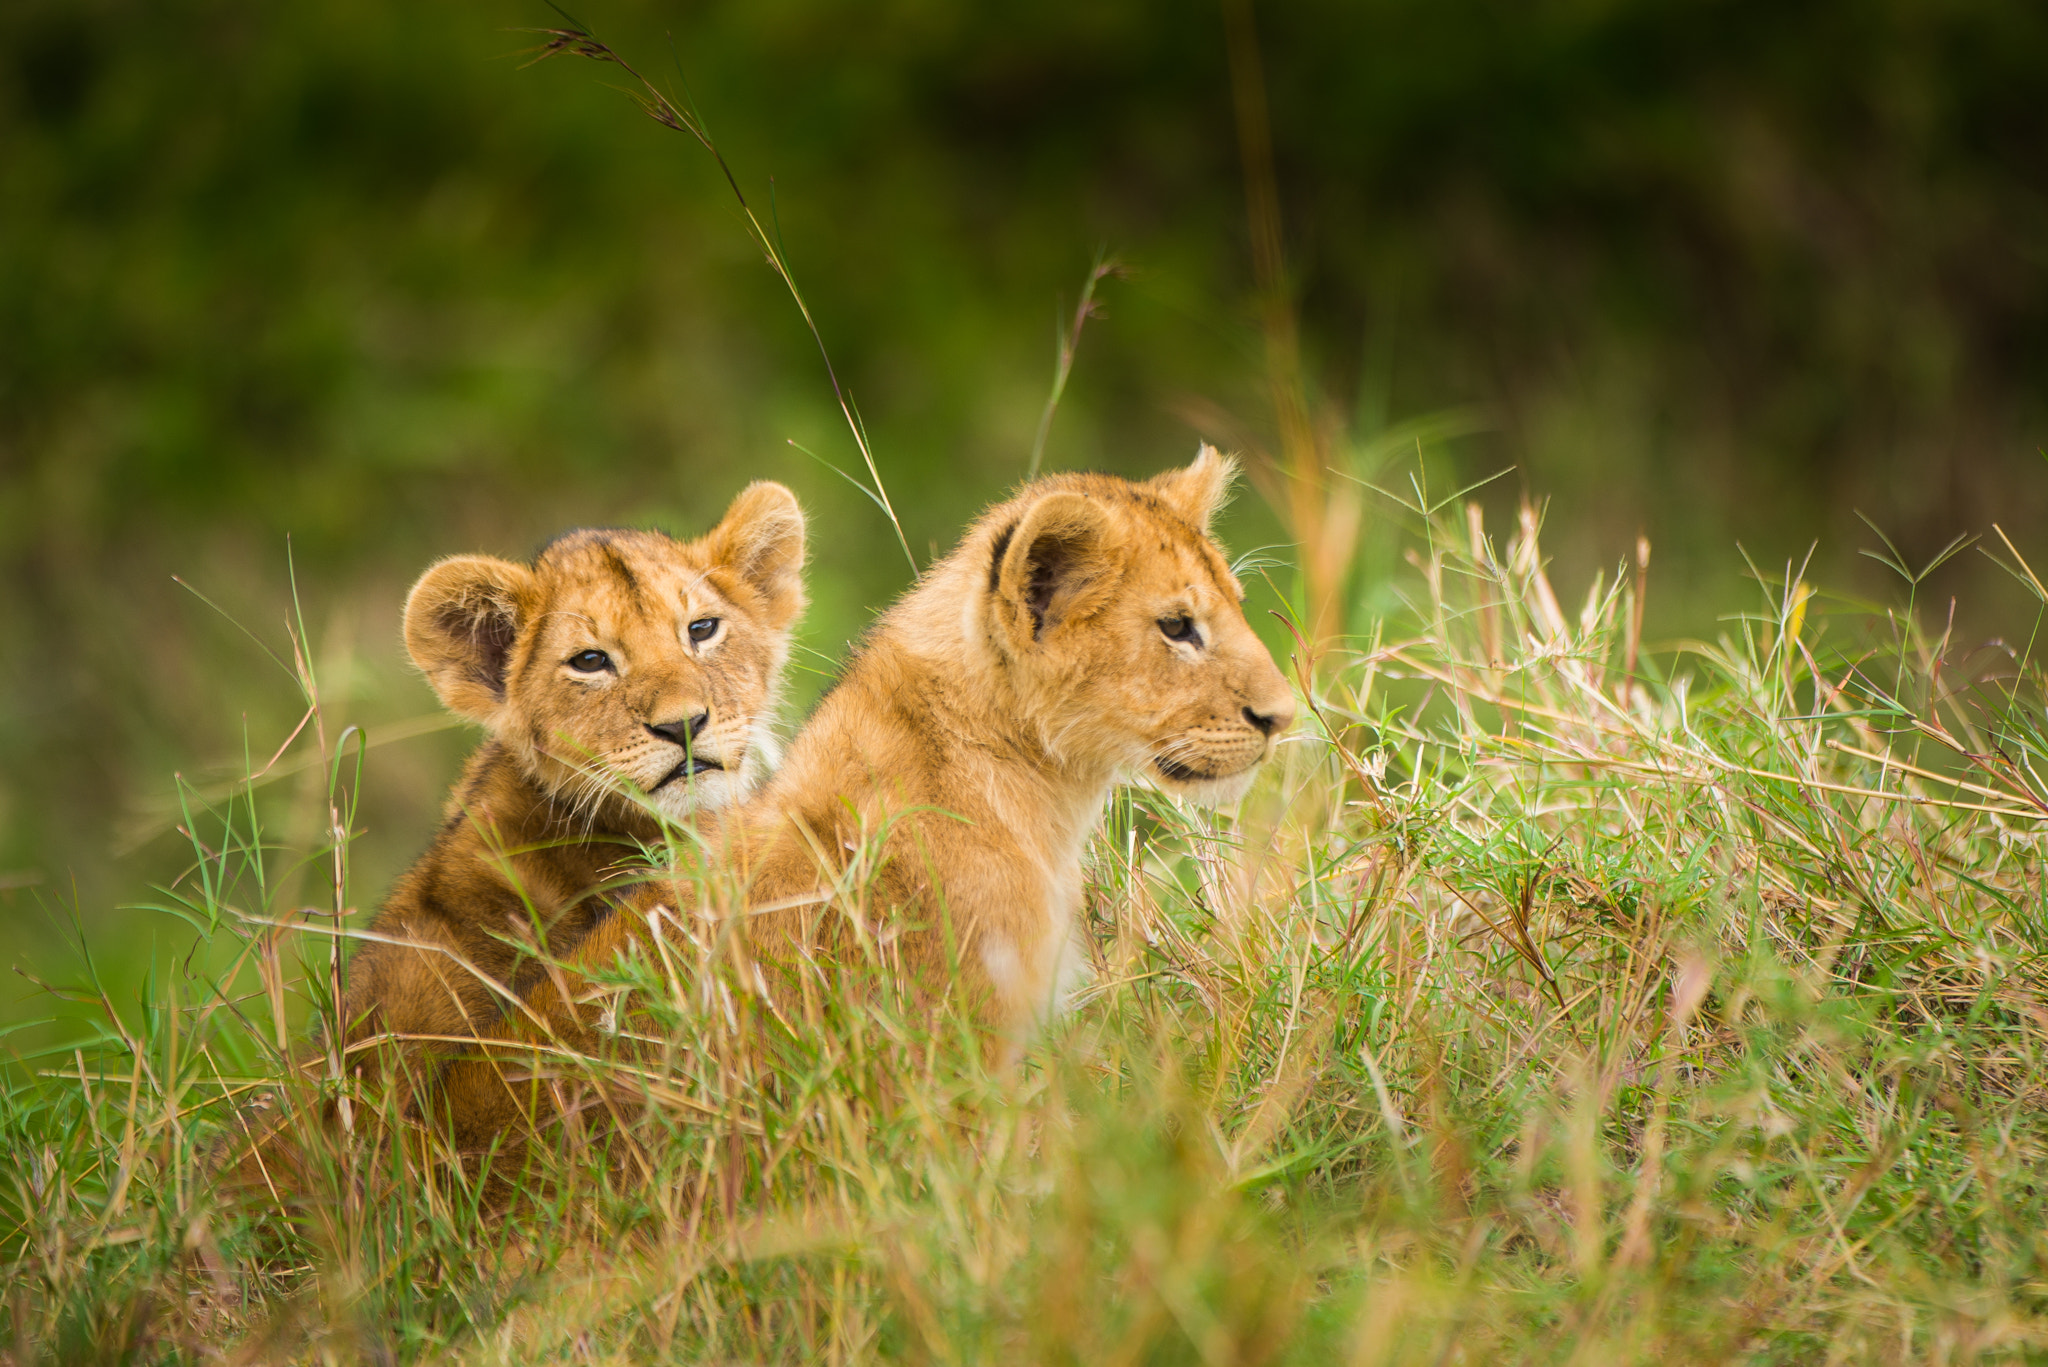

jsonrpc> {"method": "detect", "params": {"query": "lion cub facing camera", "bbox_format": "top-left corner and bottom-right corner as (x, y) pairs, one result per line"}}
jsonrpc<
(215, 484), (804, 1197)
(324, 483), (806, 1104)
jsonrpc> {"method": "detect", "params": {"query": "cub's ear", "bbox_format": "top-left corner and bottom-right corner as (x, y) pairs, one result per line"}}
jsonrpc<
(1145, 443), (1238, 533)
(991, 491), (1123, 647)
(705, 481), (807, 629)
(403, 555), (537, 725)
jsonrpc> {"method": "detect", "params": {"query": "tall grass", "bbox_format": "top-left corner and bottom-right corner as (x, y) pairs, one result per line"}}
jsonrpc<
(4, 489), (2046, 1363)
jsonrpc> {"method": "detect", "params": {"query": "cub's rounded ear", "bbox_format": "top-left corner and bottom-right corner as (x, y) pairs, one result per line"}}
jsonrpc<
(990, 491), (1123, 648)
(705, 481), (807, 629)
(402, 555), (537, 725)
(1145, 443), (1238, 534)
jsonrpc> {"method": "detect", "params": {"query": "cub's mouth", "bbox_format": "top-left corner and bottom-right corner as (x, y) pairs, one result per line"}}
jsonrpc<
(1155, 755), (1256, 783)
(652, 755), (726, 791)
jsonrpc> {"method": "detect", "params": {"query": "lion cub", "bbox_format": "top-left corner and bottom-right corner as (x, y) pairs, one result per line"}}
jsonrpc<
(339, 481), (805, 1075)
(440, 447), (1292, 1142)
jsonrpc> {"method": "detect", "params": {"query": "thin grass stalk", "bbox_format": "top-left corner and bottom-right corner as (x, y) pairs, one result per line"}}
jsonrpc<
(527, 18), (917, 577)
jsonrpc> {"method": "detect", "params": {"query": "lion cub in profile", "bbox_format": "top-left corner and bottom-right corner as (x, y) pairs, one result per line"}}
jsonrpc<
(339, 481), (805, 1076)
(441, 447), (1292, 1142)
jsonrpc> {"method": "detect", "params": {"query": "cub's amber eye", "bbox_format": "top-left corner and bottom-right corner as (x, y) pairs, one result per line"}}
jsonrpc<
(1158, 615), (1201, 646)
(567, 649), (612, 673)
(687, 617), (721, 643)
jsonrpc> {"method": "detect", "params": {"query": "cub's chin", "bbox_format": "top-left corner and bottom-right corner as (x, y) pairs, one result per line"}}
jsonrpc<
(649, 763), (750, 821)
(1146, 756), (1262, 808)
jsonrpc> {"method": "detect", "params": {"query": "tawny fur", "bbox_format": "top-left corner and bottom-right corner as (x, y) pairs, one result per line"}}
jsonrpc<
(441, 448), (1295, 1144)
(215, 483), (805, 1193)
(341, 481), (806, 1067)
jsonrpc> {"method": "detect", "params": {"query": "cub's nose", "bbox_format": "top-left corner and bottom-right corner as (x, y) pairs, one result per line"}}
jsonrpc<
(646, 712), (710, 747)
(1243, 700), (1294, 737)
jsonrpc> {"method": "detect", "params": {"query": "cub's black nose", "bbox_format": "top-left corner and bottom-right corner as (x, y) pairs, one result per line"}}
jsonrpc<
(1243, 705), (1282, 736)
(647, 712), (710, 746)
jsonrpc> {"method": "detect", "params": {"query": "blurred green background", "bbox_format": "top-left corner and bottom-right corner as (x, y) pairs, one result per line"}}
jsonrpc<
(3, 0), (2045, 1015)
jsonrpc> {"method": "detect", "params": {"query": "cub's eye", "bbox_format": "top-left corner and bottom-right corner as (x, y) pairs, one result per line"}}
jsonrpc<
(1158, 615), (1201, 647)
(687, 617), (721, 643)
(566, 649), (612, 674)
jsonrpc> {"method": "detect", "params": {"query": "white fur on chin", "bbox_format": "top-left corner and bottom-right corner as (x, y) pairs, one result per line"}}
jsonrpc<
(1149, 763), (1261, 808)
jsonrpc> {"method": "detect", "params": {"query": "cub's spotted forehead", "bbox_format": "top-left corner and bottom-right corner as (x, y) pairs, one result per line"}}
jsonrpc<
(1035, 472), (1207, 535)
(1056, 477), (1242, 596)
(974, 472), (1244, 599)
(1163, 541), (1236, 598)
(536, 528), (705, 583)
(528, 529), (733, 626)
(540, 530), (706, 585)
